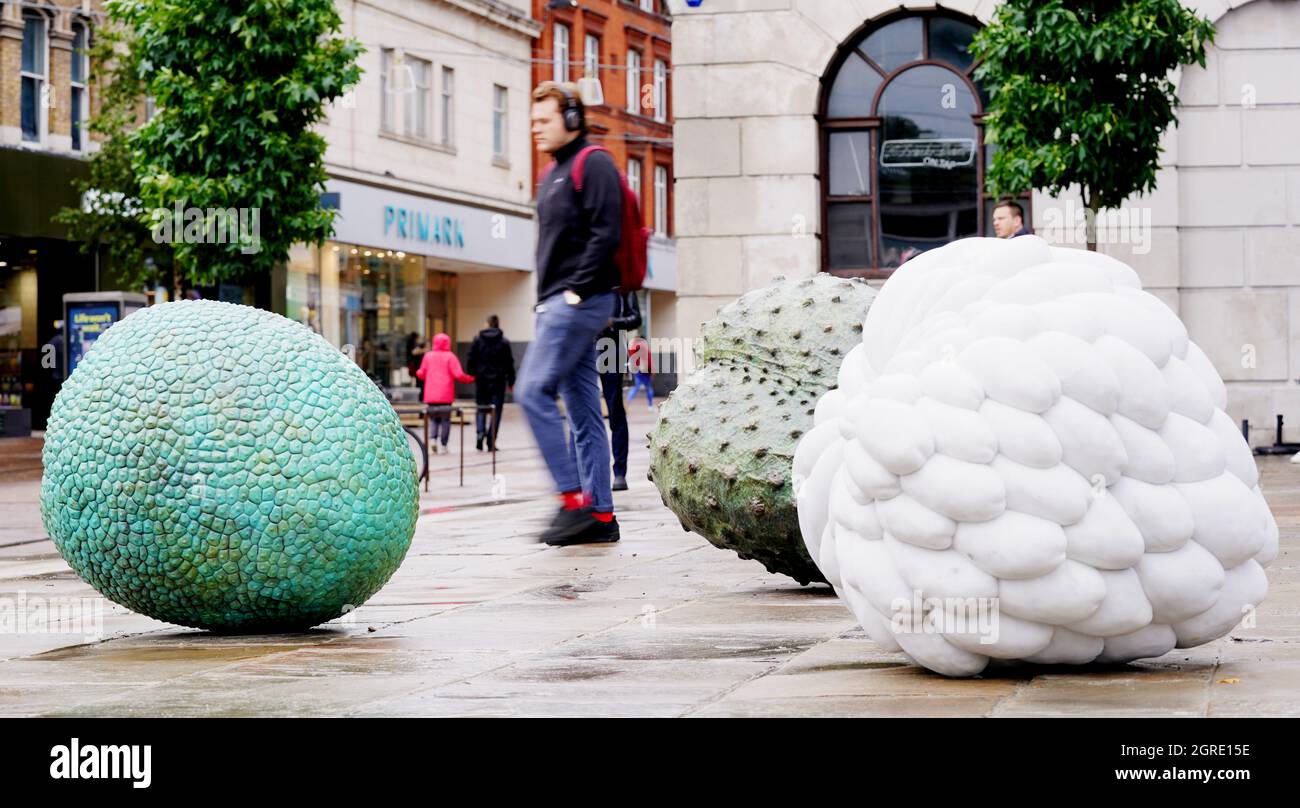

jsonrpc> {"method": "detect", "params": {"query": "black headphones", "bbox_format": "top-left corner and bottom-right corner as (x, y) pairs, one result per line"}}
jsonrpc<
(557, 84), (585, 132)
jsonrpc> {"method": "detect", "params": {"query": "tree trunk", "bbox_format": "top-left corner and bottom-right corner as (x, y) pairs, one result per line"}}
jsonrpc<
(1082, 188), (1098, 252)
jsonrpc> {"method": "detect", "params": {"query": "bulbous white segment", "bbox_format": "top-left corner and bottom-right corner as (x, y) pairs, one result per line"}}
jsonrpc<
(957, 337), (1061, 413)
(945, 611), (1054, 660)
(842, 584), (903, 652)
(1161, 356), (1215, 424)
(953, 511), (1068, 580)
(854, 399), (934, 475)
(793, 420), (842, 484)
(1173, 560), (1268, 648)
(795, 436), (844, 573)
(1209, 408), (1259, 488)
(1042, 396), (1129, 486)
(794, 236), (1277, 676)
(980, 399), (1063, 469)
(1110, 413), (1176, 485)
(918, 361), (985, 410)
(877, 494), (956, 550)
(1136, 540), (1225, 623)
(916, 397), (998, 463)
(900, 454), (1006, 522)
(843, 438), (901, 500)
(1094, 335), (1172, 430)
(1095, 624), (1178, 664)
(830, 470), (881, 538)
(1027, 331), (1121, 415)
(1064, 493), (1147, 570)
(998, 559), (1107, 625)
(1109, 476), (1194, 552)
(1184, 341), (1229, 411)
(1177, 473), (1269, 569)
(894, 618), (990, 678)
(885, 536), (999, 601)
(990, 455), (1091, 526)
(1161, 413), (1227, 483)
(1023, 627), (1105, 665)
(1252, 486), (1280, 567)
(1065, 568), (1154, 637)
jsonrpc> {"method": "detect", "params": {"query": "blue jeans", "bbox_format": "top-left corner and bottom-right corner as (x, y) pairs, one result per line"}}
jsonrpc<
(516, 291), (617, 513)
(627, 372), (654, 407)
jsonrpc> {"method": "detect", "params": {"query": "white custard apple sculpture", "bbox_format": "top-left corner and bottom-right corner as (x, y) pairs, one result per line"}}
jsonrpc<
(794, 236), (1277, 677)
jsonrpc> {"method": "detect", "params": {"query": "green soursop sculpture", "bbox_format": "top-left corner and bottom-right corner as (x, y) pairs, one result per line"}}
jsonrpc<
(648, 275), (876, 584)
(40, 300), (418, 632)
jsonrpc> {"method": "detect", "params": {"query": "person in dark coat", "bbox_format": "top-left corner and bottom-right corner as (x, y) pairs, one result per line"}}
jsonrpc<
(600, 291), (641, 490)
(467, 315), (516, 451)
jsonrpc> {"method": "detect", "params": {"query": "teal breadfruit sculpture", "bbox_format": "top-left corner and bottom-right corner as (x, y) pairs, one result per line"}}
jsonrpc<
(648, 275), (876, 585)
(40, 300), (418, 632)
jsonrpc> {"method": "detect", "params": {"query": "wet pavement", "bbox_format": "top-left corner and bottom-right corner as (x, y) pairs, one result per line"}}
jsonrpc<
(1, 403), (1298, 717)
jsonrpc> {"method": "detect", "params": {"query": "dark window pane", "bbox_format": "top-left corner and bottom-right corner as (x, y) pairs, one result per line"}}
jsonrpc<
(71, 87), (83, 150)
(72, 26), (85, 83)
(828, 203), (872, 269)
(876, 65), (980, 267)
(829, 131), (872, 196)
(929, 17), (978, 72)
(861, 16), (923, 73)
(21, 16), (42, 74)
(21, 78), (38, 141)
(826, 52), (882, 118)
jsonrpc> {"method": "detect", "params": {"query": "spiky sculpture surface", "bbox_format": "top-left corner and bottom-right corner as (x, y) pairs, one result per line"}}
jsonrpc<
(795, 237), (1277, 676)
(41, 300), (418, 632)
(649, 275), (876, 584)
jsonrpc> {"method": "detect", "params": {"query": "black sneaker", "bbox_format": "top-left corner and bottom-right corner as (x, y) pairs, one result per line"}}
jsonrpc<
(612, 475), (628, 491)
(539, 506), (592, 543)
(476, 436), (484, 451)
(546, 514), (620, 547)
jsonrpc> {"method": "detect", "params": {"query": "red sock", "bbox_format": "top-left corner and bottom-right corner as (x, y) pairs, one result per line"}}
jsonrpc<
(591, 511), (614, 523)
(560, 491), (584, 511)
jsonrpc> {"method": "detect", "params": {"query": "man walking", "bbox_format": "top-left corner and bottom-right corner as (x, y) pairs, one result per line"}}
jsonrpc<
(516, 82), (622, 546)
(992, 199), (1032, 239)
(467, 315), (515, 451)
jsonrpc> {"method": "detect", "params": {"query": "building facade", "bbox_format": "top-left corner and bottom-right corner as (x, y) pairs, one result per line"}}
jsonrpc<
(532, 0), (679, 389)
(672, 0), (1300, 447)
(283, 0), (542, 390)
(0, 0), (107, 431)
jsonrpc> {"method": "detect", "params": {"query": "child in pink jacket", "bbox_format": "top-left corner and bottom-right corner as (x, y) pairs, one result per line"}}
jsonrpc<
(416, 333), (474, 453)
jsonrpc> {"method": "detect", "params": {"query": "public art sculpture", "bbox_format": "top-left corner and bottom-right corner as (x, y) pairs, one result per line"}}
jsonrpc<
(649, 275), (876, 584)
(41, 300), (419, 632)
(794, 237), (1277, 676)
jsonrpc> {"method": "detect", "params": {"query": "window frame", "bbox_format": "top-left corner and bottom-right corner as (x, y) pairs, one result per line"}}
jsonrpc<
(70, 21), (89, 151)
(553, 23), (571, 83)
(20, 11), (49, 144)
(583, 33), (601, 98)
(404, 55), (432, 140)
(652, 58), (667, 123)
(440, 66), (455, 147)
(653, 164), (668, 236)
(625, 49), (641, 115)
(626, 157), (642, 198)
(492, 83), (508, 161)
(818, 10), (1030, 279)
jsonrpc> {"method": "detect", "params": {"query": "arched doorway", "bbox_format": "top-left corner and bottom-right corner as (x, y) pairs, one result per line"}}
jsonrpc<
(819, 11), (1027, 276)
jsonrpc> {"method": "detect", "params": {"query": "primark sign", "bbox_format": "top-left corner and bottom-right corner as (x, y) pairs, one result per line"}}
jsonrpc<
(323, 178), (535, 271)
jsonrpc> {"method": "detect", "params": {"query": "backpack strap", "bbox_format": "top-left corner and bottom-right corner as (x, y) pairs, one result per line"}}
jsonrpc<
(571, 145), (610, 193)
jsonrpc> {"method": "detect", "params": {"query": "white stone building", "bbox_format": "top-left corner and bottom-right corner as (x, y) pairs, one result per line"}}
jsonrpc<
(283, 0), (543, 385)
(670, 0), (1300, 447)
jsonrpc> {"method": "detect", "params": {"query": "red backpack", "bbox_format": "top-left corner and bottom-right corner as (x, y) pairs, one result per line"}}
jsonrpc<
(563, 145), (650, 292)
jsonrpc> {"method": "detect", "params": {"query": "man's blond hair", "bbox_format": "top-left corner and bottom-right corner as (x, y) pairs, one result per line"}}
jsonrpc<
(532, 81), (583, 113)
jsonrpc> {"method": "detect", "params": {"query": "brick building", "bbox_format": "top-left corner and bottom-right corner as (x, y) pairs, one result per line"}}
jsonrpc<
(531, 0), (678, 383)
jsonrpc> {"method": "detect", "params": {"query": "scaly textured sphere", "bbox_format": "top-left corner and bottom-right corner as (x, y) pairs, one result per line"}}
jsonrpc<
(650, 275), (876, 585)
(40, 300), (419, 632)
(795, 237), (1278, 676)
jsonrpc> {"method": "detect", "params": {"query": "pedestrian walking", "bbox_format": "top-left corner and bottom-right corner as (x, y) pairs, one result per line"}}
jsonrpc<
(467, 315), (516, 451)
(416, 333), (474, 454)
(626, 334), (654, 410)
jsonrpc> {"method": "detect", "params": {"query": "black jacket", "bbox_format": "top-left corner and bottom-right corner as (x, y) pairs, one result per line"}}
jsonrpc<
(467, 327), (516, 387)
(535, 136), (622, 302)
(600, 291), (642, 342)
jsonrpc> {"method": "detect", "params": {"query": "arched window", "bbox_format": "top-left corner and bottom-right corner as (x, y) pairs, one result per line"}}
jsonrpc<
(20, 10), (50, 143)
(819, 12), (1029, 276)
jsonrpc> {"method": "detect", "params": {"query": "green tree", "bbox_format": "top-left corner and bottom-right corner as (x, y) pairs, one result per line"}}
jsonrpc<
(53, 19), (168, 291)
(111, 0), (361, 285)
(971, 0), (1215, 249)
